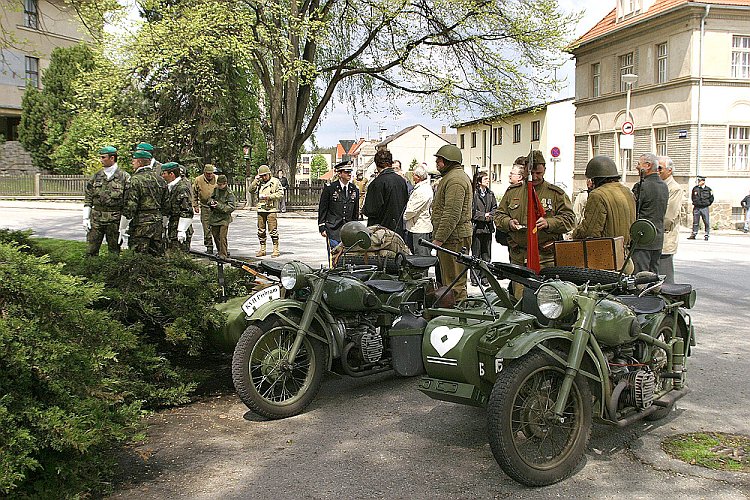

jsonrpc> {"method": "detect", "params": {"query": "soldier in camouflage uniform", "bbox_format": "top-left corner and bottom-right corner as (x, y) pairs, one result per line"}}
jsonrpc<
(119, 149), (168, 256)
(136, 142), (162, 174)
(83, 146), (131, 256)
(160, 162), (194, 252)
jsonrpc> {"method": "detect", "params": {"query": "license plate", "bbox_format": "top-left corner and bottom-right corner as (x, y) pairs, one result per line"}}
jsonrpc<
(242, 285), (281, 315)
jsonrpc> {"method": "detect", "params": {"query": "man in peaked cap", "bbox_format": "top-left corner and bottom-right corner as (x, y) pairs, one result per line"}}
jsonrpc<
(161, 162), (194, 252)
(318, 160), (359, 250)
(689, 175), (714, 240)
(193, 164), (218, 253)
(83, 146), (131, 256)
(119, 149), (168, 255)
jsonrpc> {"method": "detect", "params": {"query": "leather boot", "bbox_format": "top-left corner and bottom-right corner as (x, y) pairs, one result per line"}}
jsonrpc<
(271, 241), (280, 257)
(256, 243), (266, 257)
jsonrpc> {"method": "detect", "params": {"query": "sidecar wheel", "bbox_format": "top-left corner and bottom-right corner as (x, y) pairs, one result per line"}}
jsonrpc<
(488, 350), (592, 486)
(232, 318), (326, 419)
(540, 266), (621, 285)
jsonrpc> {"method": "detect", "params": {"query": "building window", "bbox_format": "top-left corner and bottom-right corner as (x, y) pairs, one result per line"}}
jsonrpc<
(493, 127), (503, 145)
(24, 0), (39, 29)
(728, 126), (750, 171)
(620, 147), (632, 175)
(732, 36), (750, 79)
(531, 120), (540, 142)
(656, 43), (668, 83)
(25, 56), (39, 88)
(471, 131), (477, 148)
(513, 124), (521, 143)
(592, 63), (600, 97)
(620, 52), (634, 91)
(459, 133), (465, 149)
(655, 127), (667, 156)
(590, 134), (599, 158)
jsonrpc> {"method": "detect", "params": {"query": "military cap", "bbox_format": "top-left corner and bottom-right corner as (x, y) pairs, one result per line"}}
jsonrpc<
(528, 150), (546, 166)
(216, 174), (228, 184)
(204, 164), (215, 173)
(697, 175), (706, 181)
(334, 160), (353, 172)
(258, 165), (271, 175)
(98, 146), (117, 155)
(136, 142), (154, 151)
(161, 161), (180, 172)
(133, 150), (153, 159)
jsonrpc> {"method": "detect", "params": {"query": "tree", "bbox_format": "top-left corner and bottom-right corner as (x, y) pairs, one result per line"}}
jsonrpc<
(123, 0), (578, 186)
(309, 154), (328, 181)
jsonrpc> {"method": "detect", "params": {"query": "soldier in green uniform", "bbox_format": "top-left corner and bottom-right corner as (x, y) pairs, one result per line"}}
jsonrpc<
(83, 146), (130, 256)
(249, 165), (283, 257)
(136, 142), (162, 174)
(495, 150), (575, 276)
(119, 149), (168, 256)
(160, 162), (194, 252)
(208, 175), (236, 259)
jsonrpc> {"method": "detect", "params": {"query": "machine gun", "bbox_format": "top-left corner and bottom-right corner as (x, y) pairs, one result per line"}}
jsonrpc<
(188, 250), (280, 302)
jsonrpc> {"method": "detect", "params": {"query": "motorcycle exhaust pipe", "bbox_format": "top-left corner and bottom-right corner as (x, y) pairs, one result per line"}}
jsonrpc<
(614, 387), (692, 427)
(340, 342), (393, 378)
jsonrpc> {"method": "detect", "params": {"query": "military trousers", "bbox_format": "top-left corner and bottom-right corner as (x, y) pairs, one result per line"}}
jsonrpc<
(257, 212), (278, 243)
(199, 207), (213, 251)
(437, 236), (472, 302)
(167, 226), (194, 253)
(211, 224), (230, 259)
(87, 220), (120, 256)
(129, 217), (164, 256)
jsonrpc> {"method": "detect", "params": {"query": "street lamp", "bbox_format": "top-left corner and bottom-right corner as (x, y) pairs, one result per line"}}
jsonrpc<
(621, 73), (638, 181)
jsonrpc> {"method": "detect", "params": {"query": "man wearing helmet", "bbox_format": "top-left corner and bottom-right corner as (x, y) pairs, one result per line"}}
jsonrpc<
(572, 155), (636, 245)
(431, 144), (473, 301)
(250, 165), (283, 257)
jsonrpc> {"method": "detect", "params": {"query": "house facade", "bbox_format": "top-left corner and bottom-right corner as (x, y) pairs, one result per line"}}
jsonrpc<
(570, 0), (750, 226)
(454, 98), (576, 197)
(373, 124), (453, 179)
(295, 153), (332, 184)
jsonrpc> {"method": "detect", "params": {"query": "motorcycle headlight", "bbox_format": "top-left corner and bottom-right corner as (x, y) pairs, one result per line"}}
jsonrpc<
(280, 261), (312, 290)
(536, 281), (577, 319)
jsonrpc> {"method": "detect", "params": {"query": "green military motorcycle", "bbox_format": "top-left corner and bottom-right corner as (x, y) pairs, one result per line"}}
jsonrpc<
(417, 221), (696, 486)
(230, 222), (438, 419)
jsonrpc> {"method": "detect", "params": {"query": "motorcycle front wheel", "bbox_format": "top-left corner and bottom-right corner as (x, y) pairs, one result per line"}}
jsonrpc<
(488, 350), (592, 486)
(232, 317), (326, 419)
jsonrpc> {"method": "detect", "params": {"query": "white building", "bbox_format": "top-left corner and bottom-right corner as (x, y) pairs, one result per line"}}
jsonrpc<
(375, 124), (454, 178)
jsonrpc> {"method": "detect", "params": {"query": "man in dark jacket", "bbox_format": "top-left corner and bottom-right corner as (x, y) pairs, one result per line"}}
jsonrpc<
(318, 160), (359, 249)
(631, 153), (668, 273)
(741, 189), (750, 233)
(471, 171), (497, 286)
(689, 176), (714, 240)
(362, 149), (409, 236)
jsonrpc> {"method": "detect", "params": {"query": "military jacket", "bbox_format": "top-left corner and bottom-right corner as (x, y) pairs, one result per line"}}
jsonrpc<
(691, 185), (714, 208)
(193, 174), (217, 208)
(250, 176), (282, 212)
(318, 181), (359, 241)
(571, 181), (636, 244)
(208, 187), (236, 226)
(84, 168), (130, 224)
(165, 178), (195, 237)
(431, 164), (473, 243)
(122, 167), (168, 224)
(495, 180), (575, 250)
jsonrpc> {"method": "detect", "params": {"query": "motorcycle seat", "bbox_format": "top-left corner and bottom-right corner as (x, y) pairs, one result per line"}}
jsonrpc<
(617, 295), (665, 315)
(397, 254), (438, 270)
(660, 283), (692, 296)
(365, 279), (406, 293)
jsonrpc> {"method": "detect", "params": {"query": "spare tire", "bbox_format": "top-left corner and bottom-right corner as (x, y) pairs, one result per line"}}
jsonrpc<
(540, 266), (621, 285)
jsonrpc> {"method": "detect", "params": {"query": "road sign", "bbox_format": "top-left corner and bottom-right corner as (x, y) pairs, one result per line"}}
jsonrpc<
(622, 121), (634, 135)
(620, 134), (634, 150)
(550, 146), (560, 158)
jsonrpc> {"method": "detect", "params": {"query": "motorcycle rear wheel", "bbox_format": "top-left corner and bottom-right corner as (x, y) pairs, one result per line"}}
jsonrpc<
(488, 350), (592, 486)
(232, 318), (325, 419)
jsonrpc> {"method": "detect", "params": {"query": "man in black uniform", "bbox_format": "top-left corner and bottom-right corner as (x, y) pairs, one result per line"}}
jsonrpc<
(318, 160), (359, 249)
(362, 149), (409, 236)
(688, 176), (714, 240)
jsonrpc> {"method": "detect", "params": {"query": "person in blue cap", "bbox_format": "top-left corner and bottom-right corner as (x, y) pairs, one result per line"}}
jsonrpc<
(83, 146), (130, 256)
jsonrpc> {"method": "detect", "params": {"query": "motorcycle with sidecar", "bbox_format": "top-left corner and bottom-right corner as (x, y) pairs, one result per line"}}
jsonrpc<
(416, 220), (696, 486)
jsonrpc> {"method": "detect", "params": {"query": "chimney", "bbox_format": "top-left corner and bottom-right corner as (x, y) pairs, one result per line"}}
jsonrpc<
(441, 125), (446, 134)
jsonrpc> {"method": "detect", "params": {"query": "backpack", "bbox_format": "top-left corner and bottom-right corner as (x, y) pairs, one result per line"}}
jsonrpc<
(332, 225), (410, 267)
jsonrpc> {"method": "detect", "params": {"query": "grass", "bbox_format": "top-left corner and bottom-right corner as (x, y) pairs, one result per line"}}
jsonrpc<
(662, 432), (750, 473)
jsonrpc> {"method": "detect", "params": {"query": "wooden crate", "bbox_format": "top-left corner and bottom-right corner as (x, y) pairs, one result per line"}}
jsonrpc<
(553, 236), (625, 271)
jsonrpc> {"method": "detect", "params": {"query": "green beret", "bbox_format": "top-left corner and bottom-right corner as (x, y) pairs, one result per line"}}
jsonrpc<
(133, 150), (153, 159)
(161, 161), (180, 172)
(136, 142), (154, 151)
(98, 146), (117, 155)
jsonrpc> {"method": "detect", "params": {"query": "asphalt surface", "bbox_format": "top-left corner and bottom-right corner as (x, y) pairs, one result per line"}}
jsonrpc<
(2, 200), (750, 499)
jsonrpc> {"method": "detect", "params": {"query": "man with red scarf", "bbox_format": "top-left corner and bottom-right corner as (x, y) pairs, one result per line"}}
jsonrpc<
(495, 150), (575, 295)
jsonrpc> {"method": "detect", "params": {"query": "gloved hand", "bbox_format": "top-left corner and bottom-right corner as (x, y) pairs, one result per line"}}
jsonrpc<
(177, 230), (187, 243)
(118, 216), (132, 247)
(176, 217), (192, 245)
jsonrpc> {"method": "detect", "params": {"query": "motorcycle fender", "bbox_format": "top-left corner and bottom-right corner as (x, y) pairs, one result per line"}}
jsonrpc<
(248, 298), (337, 366)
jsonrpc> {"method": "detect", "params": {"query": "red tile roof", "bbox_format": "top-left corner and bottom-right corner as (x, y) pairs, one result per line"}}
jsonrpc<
(573, 0), (750, 49)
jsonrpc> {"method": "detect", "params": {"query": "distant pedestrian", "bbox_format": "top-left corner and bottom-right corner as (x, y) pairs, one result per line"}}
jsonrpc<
(193, 164), (217, 254)
(277, 170), (289, 213)
(741, 189), (750, 233)
(631, 153), (668, 274)
(208, 175), (236, 259)
(403, 164), (433, 256)
(250, 165), (283, 257)
(354, 171), (368, 219)
(161, 162), (194, 252)
(120, 149), (168, 256)
(470, 171), (497, 286)
(318, 160), (359, 249)
(657, 156), (684, 283)
(83, 146), (130, 256)
(572, 179), (593, 225)
(362, 149), (409, 235)
(689, 176), (714, 240)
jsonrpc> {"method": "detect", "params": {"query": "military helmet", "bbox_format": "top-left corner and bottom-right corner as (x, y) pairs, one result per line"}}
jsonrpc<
(340, 221), (371, 249)
(258, 165), (271, 176)
(585, 155), (619, 178)
(434, 145), (462, 164)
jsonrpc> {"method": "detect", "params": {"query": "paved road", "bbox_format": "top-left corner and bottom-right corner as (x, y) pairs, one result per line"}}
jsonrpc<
(2, 201), (750, 499)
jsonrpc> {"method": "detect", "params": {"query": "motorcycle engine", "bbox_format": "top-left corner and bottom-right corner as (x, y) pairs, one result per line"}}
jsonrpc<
(347, 317), (384, 364)
(610, 355), (656, 410)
